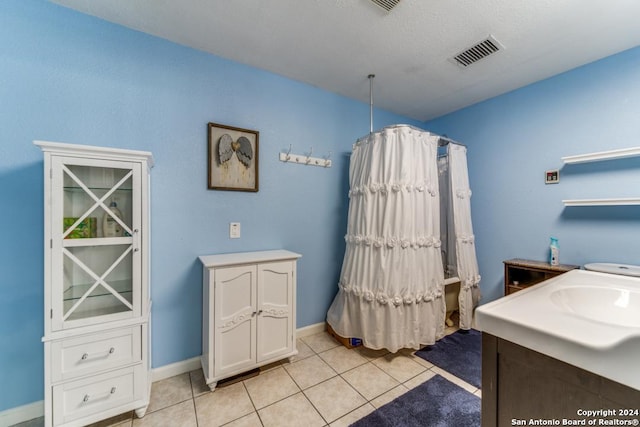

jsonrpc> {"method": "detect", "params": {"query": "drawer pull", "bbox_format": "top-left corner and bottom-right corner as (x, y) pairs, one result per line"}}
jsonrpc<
(79, 347), (116, 362)
(81, 387), (117, 404)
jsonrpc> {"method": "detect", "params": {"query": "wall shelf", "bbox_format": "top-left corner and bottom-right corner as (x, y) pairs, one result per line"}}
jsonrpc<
(562, 147), (640, 206)
(562, 198), (640, 206)
(562, 147), (640, 164)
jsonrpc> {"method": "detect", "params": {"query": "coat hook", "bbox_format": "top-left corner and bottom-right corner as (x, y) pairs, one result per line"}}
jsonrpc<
(324, 151), (332, 167)
(306, 146), (313, 163)
(286, 144), (292, 161)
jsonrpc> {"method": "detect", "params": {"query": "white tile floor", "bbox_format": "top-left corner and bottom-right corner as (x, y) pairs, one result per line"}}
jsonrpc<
(14, 327), (481, 427)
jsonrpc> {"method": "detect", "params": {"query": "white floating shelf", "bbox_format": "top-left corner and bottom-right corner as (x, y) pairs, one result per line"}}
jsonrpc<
(562, 147), (640, 164)
(563, 198), (640, 206)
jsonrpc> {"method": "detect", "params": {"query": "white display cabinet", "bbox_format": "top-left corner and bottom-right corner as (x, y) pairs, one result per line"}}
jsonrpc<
(36, 141), (153, 427)
(199, 250), (301, 391)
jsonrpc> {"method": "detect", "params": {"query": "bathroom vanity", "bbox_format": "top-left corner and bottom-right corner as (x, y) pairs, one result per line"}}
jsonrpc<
(481, 334), (640, 426)
(477, 270), (640, 426)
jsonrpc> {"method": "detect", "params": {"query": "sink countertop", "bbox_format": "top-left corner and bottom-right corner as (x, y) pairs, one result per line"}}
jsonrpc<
(476, 269), (640, 391)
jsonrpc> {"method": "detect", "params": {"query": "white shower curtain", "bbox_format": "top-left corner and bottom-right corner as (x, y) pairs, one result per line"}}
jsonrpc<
(326, 125), (446, 352)
(449, 144), (481, 329)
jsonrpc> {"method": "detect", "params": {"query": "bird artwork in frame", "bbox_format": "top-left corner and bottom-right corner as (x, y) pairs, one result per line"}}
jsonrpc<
(208, 122), (259, 192)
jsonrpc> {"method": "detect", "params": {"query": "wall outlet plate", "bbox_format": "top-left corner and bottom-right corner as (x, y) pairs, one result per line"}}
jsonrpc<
(545, 169), (559, 184)
(229, 222), (241, 238)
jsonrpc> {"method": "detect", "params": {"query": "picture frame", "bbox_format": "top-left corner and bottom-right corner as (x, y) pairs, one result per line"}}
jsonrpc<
(208, 122), (259, 192)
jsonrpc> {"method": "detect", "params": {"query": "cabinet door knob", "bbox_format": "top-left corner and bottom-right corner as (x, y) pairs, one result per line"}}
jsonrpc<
(83, 394), (90, 403)
(81, 353), (88, 360)
(109, 347), (115, 354)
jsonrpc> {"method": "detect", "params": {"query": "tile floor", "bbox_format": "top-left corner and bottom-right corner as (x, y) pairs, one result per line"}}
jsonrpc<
(15, 327), (481, 427)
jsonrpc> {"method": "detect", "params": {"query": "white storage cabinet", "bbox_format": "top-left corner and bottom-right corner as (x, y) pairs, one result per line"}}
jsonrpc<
(36, 141), (153, 427)
(199, 250), (301, 390)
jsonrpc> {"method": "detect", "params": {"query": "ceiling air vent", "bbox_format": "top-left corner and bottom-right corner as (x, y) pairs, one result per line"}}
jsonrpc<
(450, 36), (504, 67)
(370, 0), (401, 12)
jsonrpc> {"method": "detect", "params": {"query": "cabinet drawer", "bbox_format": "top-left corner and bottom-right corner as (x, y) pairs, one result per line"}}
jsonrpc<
(53, 365), (142, 425)
(51, 326), (141, 382)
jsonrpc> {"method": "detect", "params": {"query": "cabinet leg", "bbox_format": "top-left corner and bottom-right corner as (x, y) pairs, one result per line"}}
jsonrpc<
(287, 356), (296, 363)
(208, 381), (218, 392)
(135, 405), (149, 418)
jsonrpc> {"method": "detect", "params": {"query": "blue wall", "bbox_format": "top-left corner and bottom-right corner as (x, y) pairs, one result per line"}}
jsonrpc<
(0, 0), (424, 411)
(426, 46), (640, 303)
(3, 0), (640, 415)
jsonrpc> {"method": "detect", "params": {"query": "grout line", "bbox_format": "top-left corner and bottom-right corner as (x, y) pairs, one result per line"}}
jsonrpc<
(300, 389), (330, 426)
(189, 399), (199, 427)
(339, 364), (371, 405)
(188, 372), (200, 427)
(241, 381), (259, 415)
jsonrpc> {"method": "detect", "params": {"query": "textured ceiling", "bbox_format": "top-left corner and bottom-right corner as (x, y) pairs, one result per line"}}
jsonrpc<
(50, 0), (640, 121)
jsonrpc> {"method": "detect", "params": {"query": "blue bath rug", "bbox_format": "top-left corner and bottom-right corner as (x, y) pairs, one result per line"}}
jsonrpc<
(415, 329), (481, 389)
(350, 374), (480, 427)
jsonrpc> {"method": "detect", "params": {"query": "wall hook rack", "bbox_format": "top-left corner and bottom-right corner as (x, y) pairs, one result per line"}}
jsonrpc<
(279, 145), (332, 168)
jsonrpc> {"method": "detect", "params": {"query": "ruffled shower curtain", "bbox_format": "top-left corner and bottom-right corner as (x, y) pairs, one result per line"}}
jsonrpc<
(449, 144), (481, 329)
(326, 125), (446, 352)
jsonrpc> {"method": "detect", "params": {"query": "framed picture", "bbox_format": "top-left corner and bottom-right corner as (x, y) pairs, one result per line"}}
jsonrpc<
(208, 122), (259, 192)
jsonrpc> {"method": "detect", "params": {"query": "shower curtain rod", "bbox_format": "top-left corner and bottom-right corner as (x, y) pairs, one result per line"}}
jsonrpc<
(438, 135), (466, 148)
(365, 75), (465, 148)
(368, 74), (375, 133)
(355, 124), (466, 148)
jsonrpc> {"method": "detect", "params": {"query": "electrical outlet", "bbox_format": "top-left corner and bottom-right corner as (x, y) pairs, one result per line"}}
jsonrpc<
(229, 222), (241, 239)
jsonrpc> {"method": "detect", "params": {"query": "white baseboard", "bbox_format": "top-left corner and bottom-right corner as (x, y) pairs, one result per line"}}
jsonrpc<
(152, 356), (201, 382)
(150, 322), (326, 381)
(1, 322), (327, 425)
(296, 321), (326, 338)
(0, 400), (43, 427)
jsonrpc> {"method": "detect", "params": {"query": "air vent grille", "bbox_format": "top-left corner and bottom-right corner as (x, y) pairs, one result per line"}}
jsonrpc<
(370, 0), (401, 12)
(451, 36), (503, 67)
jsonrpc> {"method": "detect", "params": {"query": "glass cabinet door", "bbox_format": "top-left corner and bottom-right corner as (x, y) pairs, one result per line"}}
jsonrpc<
(51, 157), (142, 330)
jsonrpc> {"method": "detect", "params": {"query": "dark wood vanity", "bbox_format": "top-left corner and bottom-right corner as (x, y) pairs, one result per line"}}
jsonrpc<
(482, 333), (640, 426)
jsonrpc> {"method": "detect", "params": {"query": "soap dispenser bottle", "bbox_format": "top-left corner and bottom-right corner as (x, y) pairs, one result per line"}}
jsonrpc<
(549, 237), (559, 266)
(103, 200), (124, 237)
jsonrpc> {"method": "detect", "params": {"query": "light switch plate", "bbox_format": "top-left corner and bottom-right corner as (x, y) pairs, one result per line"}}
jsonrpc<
(229, 222), (241, 239)
(545, 169), (559, 184)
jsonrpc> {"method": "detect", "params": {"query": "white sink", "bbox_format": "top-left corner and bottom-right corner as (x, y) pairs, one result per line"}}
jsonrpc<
(476, 269), (640, 390)
(550, 286), (640, 328)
